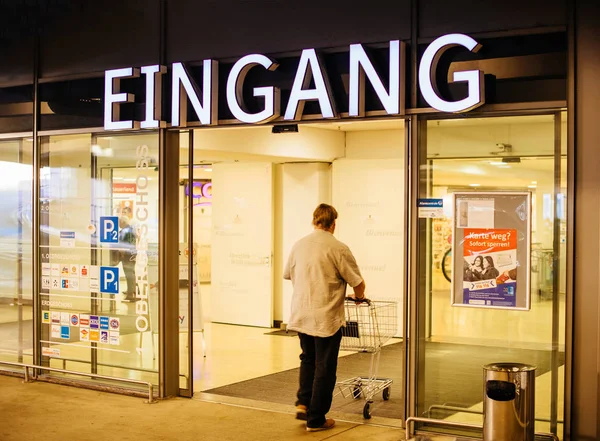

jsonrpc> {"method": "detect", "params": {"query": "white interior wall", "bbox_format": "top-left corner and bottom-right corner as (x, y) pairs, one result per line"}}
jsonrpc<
(273, 165), (284, 322)
(333, 129), (405, 337)
(276, 163), (331, 324)
(345, 129), (405, 159)
(210, 162), (274, 328)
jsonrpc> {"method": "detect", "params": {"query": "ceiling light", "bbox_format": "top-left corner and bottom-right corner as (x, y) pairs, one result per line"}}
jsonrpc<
(204, 168), (212, 172)
(531, 181), (537, 184)
(498, 165), (511, 168)
(469, 183), (481, 187)
(528, 185), (537, 188)
(461, 166), (484, 175)
(489, 161), (504, 166)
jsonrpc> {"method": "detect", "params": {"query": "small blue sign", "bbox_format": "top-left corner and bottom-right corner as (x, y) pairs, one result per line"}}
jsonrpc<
(60, 231), (76, 239)
(60, 326), (70, 339)
(417, 198), (445, 218)
(100, 316), (109, 330)
(417, 198), (443, 207)
(90, 315), (99, 329)
(99, 216), (119, 243)
(100, 266), (119, 294)
(100, 331), (109, 344)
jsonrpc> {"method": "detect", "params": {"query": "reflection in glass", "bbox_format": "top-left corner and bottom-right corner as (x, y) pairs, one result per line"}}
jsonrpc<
(39, 133), (159, 391)
(0, 139), (33, 365)
(419, 114), (566, 437)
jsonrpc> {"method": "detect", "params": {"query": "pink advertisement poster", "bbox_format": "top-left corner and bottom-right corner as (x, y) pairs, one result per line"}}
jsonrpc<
(462, 228), (518, 307)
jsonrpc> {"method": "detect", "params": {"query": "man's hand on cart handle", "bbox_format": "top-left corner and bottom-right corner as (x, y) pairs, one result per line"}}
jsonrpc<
(347, 280), (368, 304)
(353, 280), (366, 298)
(346, 296), (370, 305)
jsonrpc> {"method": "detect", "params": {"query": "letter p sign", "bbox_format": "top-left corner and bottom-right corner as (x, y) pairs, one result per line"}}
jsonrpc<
(100, 216), (119, 243)
(100, 266), (119, 294)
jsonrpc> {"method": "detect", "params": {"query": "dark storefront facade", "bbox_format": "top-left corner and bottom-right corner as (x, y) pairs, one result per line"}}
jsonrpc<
(0, 1), (599, 439)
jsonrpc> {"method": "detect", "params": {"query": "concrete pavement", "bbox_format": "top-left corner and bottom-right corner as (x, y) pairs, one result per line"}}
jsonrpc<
(0, 374), (406, 441)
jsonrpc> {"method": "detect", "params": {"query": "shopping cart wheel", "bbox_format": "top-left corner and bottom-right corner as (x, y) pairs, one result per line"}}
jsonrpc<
(352, 386), (362, 399)
(382, 387), (391, 401)
(363, 401), (372, 419)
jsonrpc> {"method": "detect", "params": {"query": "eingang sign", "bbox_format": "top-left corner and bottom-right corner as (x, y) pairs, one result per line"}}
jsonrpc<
(104, 33), (485, 131)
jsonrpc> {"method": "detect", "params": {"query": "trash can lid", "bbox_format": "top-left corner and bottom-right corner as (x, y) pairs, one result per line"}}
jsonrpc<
(483, 362), (536, 372)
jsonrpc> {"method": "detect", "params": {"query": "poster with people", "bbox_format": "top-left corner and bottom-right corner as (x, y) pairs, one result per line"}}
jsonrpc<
(462, 228), (518, 307)
(452, 192), (531, 310)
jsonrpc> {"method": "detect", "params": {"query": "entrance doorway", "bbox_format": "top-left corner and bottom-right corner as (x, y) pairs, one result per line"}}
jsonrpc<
(177, 120), (408, 424)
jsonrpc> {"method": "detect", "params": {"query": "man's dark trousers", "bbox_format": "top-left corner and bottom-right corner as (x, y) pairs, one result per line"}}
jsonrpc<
(296, 328), (342, 428)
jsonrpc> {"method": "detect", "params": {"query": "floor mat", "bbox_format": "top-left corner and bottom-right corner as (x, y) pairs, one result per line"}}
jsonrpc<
(203, 341), (565, 420)
(263, 330), (298, 337)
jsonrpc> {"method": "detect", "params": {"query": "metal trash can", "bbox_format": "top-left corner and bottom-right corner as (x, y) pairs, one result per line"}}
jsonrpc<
(483, 363), (536, 441)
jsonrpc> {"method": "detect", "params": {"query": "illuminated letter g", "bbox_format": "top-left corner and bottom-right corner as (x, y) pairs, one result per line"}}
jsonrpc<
(419, 34), (484, 113)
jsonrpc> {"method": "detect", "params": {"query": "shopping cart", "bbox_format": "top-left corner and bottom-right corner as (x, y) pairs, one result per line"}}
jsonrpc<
(335, 297), (398, 419)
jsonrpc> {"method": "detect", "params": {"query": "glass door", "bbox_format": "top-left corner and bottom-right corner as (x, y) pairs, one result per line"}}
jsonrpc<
(416, 113), (567, 438)
(39, 132), (160, 391)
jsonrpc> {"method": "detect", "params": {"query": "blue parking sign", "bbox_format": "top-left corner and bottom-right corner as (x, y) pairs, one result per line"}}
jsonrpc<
(100, 266), (119, 294)
(100, 216), (119, 243)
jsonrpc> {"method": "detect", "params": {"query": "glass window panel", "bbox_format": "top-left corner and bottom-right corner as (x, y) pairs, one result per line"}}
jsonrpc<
(0, 139), (33, 366)
(39, 132), (159, 391)
(417, 114), (566, 438)
(178, 131), (192, 393)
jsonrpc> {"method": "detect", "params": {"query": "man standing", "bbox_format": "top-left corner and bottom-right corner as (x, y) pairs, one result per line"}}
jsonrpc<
(117, 216), (137, 302)
(284, 203), (365, 432)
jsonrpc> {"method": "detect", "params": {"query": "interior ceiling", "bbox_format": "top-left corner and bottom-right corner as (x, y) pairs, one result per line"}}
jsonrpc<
(188, 149), (314, 164)
(428, 113), (566, 127)
(431, 157), (567, 189)
(308, 119), (406, 131)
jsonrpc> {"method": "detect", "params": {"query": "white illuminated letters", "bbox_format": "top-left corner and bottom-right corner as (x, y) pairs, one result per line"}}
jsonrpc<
(349, 40), (405, 117)
(140, 65), (166, 129)
(284, 49), (337, 120)
(419, 33), (484, 113)
(104, 67), (139, 130)
(103, 34), (489, 130)
(226, 54), (281, 124)
(171, 60), (218, 127)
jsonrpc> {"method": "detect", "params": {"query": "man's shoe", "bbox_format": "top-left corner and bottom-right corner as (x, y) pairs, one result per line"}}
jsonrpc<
(295, 405), (307, 421)
(306, 418), (335, 432)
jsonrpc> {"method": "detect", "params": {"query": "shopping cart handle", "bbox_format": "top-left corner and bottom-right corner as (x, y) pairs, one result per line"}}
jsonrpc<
(345, 296), (371, 305)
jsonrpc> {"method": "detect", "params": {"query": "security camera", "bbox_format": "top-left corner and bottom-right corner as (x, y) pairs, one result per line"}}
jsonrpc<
(495, 143), (512, 153)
